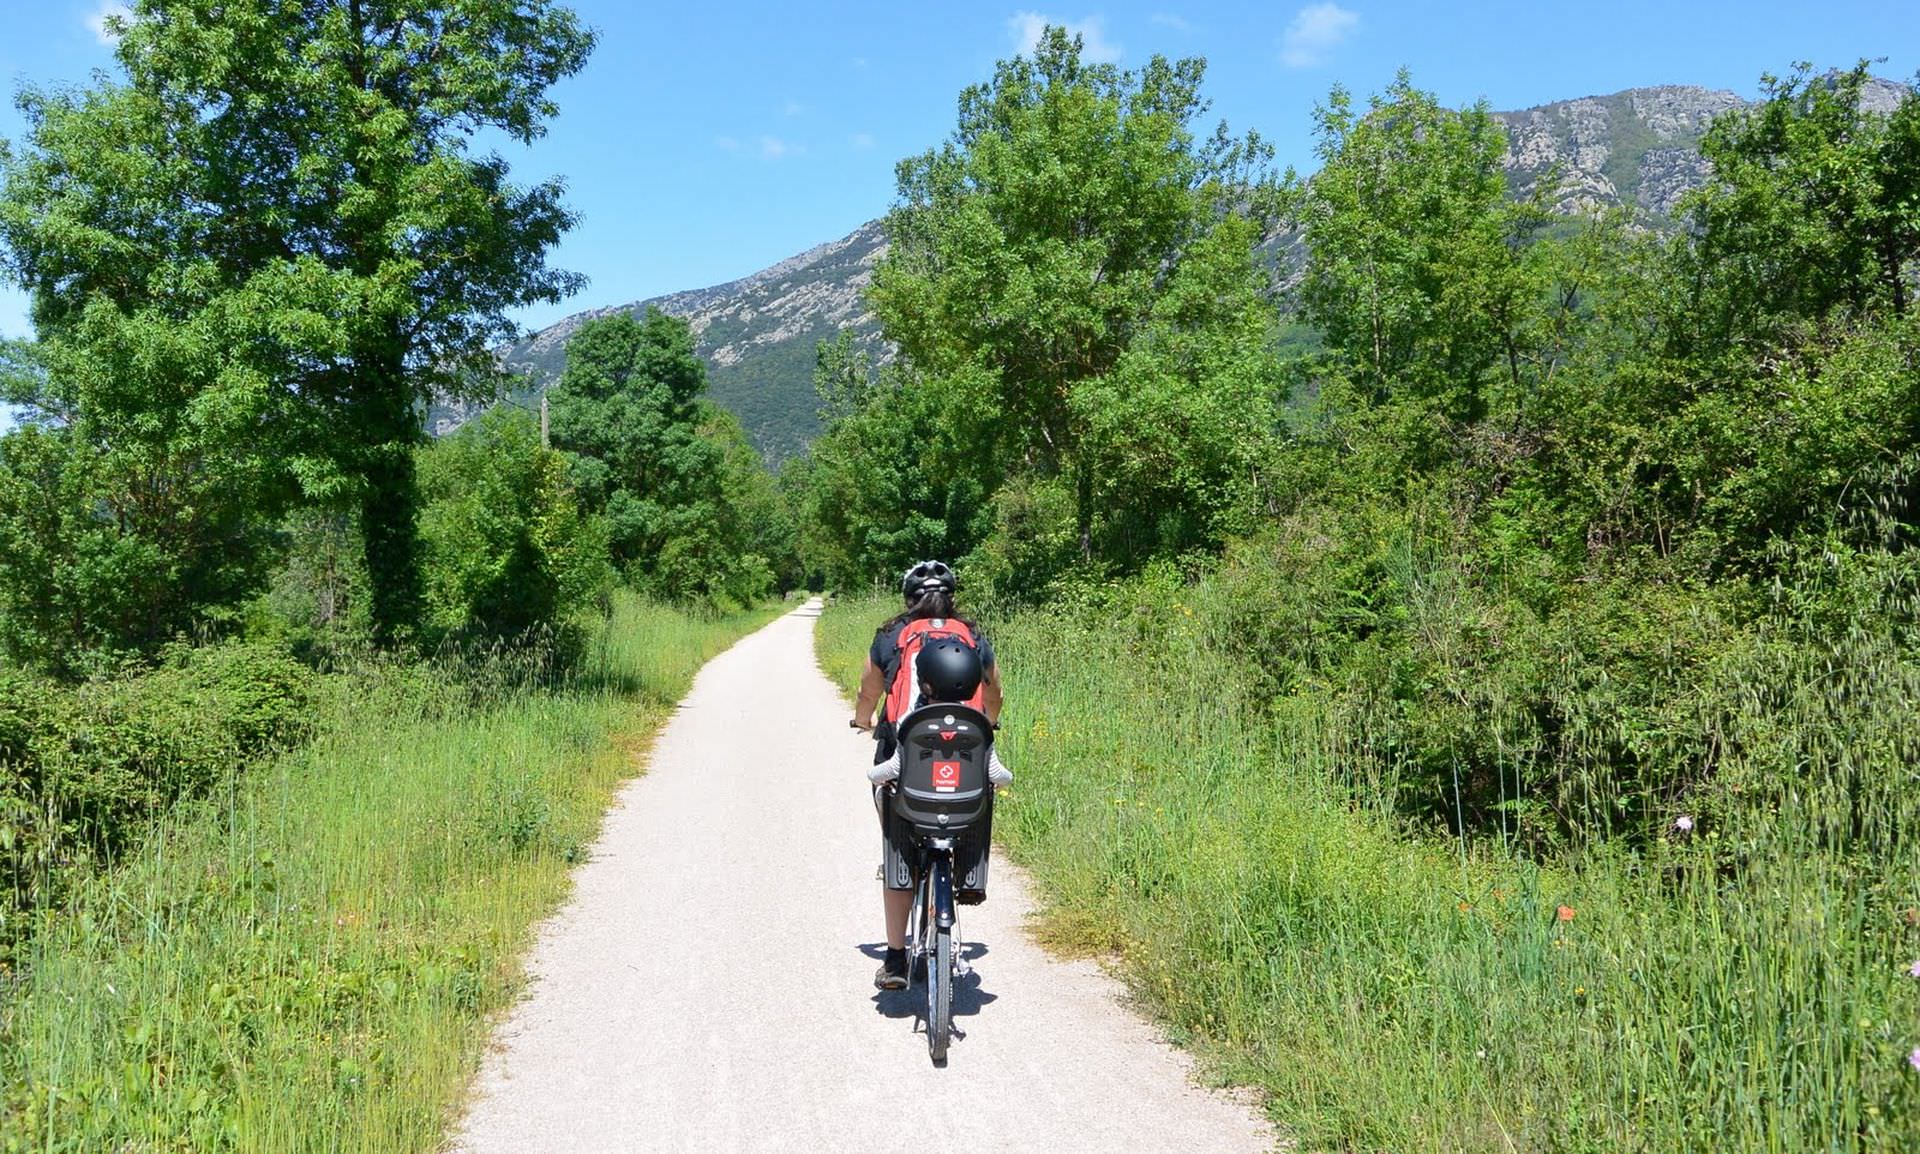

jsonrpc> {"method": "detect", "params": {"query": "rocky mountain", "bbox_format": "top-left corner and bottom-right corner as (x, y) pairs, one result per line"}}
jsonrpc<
(456, 221), (889, 460)
(476, 79), (1909, 460)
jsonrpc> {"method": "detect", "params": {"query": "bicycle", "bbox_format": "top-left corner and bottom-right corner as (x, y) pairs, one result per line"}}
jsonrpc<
(887, 701), (995, 1063)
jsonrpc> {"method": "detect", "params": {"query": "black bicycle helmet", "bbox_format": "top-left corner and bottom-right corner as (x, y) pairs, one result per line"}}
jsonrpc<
(901, 559), (956, 601)
(916, 635), (983, 703)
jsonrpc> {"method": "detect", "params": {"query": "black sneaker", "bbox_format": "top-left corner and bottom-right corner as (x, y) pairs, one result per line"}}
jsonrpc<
(956, 888), (986, 906)
(874, 948), (909, 990)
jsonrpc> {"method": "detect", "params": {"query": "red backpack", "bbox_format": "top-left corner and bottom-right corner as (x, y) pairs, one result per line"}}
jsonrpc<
(885, 617), (985, 724)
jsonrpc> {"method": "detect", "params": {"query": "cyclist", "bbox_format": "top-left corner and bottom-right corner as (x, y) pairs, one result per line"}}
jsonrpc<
(850, 560), (1011, 991)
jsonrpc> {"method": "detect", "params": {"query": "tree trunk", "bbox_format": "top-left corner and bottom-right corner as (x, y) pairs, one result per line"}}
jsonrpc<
(358, 351), (422, 647)
(1075, 455), (1093, 562)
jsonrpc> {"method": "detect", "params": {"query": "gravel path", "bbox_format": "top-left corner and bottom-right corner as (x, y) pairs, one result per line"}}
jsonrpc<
(450, 600), (1275, 1153)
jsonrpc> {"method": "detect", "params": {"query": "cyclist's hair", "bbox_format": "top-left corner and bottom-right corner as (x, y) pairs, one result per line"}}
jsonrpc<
(878, 587), (962, 639)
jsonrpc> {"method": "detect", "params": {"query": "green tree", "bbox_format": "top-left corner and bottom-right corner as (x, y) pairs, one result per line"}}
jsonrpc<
(800, 355), (997, 591)
(548, 309), (785, 606)
(0, 335), (278, 673)
(869, 26), (1280, 562)
(0, 0), (594, 646)
(1682, 63), (1920, 344)
(416, 407), (611, 641)
(1297, 73), (1563, 429)
(547, 310), (716, 573)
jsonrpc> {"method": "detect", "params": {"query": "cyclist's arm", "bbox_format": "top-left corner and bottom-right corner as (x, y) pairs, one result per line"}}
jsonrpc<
(981, 663), (1003, 727)
(851, 657), (884, 730)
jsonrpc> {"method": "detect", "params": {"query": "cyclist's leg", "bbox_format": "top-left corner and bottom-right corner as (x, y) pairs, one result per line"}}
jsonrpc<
(874, 784), (914, 949)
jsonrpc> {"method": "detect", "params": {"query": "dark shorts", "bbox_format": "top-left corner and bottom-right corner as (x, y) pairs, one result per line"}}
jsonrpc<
(875, 783), (992, 895)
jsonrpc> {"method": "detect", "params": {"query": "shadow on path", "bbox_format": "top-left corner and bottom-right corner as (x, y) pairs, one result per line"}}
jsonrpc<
(856, 940), (1000, 1048)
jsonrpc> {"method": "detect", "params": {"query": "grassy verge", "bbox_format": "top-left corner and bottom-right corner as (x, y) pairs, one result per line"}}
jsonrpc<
(819, 592), (1920, 1152)
(0, 593), (781, 1152)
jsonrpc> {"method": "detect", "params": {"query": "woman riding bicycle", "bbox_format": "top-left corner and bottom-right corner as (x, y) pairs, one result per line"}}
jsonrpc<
(849, 560), (1011, 991)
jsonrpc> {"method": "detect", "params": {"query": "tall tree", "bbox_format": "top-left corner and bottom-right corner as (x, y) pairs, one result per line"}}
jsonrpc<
(869, 26), (1279, 560)
(0, 0), (594, 646)
(1297, 73), (1560, 427)
(546, 310), (715, 574)
(547, 309), (783, 605)
(1682, 63), (1920, 343)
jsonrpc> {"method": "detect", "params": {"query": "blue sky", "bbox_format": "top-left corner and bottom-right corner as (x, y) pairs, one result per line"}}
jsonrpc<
(0, 0), (1914, 345)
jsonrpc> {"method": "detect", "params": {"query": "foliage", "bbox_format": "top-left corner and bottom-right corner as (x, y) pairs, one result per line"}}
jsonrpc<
(0, 343), (283, 676)
(849, 26), (1282, 587)
(416, 407), (613, 643)
(547, 309), (789, 606)
(0, 642), (314, 963)
(1297, 72), (1570, 427)
(1684, 63), (1920, 341)
(0, 0), (595, 645)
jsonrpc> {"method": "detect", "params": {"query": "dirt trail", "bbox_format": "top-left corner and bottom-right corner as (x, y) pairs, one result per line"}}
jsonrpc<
(451, 600), (1274, 1153)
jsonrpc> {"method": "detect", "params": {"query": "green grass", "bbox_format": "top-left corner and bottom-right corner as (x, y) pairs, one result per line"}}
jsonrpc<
(0, 593), (780, 1152)
(820, 593), (1920, 1152)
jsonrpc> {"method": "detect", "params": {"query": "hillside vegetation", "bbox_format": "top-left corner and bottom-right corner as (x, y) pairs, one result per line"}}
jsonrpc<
(812, 33), (1920, 1153)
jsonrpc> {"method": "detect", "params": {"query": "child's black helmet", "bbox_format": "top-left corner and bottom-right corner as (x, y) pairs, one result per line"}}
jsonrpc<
(916, 635), (982, 702)
(901, 559), (956, 601)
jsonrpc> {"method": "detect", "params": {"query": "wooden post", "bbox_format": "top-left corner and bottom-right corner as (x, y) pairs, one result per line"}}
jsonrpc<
(539, 392), (549, 448)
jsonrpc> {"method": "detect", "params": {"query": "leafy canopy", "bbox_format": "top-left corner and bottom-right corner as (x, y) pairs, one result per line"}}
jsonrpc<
(0, 0), (595, 648)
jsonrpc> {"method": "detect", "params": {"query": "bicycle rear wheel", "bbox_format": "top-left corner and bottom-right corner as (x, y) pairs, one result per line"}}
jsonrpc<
(927, 923), (952, 1061)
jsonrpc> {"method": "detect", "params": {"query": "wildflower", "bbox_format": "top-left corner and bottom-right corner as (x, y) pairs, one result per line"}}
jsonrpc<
(1556, 904), (1576, 922)
(1910, 1047), (1920, 1074)
(1673, 815), (1694, 833)
(1574, 986), (1586, 998)
(1909, 959), (1920, 979)
(1458, 901), (1472, 913)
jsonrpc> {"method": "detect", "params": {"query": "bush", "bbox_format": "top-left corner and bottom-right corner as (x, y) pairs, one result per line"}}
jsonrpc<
(416, 407), (614, 644)
(0, 642), (314, 961)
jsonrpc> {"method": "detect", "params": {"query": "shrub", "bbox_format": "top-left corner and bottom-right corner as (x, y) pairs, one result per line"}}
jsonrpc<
(416, 407), (614, 644)
(0, 642), (314, 961)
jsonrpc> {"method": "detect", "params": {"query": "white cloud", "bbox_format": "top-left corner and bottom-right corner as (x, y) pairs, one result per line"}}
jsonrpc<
(1149, 12), (1192, 32)
(760, 136), (797, 160)
(781, 98), (806, 118)
(1280, 2), (1358, 69)
(87, 1), (131, 45)
(850, 132), (876, 150)
(1007, 11), (1121, 64)
(715, 135), (742, 153)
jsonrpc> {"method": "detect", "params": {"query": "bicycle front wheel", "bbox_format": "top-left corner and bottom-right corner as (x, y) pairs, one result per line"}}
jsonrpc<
(927, 923), (953, 1062)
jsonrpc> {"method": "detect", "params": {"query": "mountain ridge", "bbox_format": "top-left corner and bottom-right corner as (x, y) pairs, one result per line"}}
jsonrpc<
(465, 78), (1910, 459)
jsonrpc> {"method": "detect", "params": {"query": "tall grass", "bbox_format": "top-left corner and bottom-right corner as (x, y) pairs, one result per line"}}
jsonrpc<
(0, 593), (780, 1152)
(820, 592), (1920, 1151)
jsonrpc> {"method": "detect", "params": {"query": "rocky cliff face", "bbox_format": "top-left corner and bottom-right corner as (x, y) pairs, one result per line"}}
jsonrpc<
(481, 79), (1910, 458)
(1495, 85), (1744, 217)
(1493, 78), (1908, 219)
